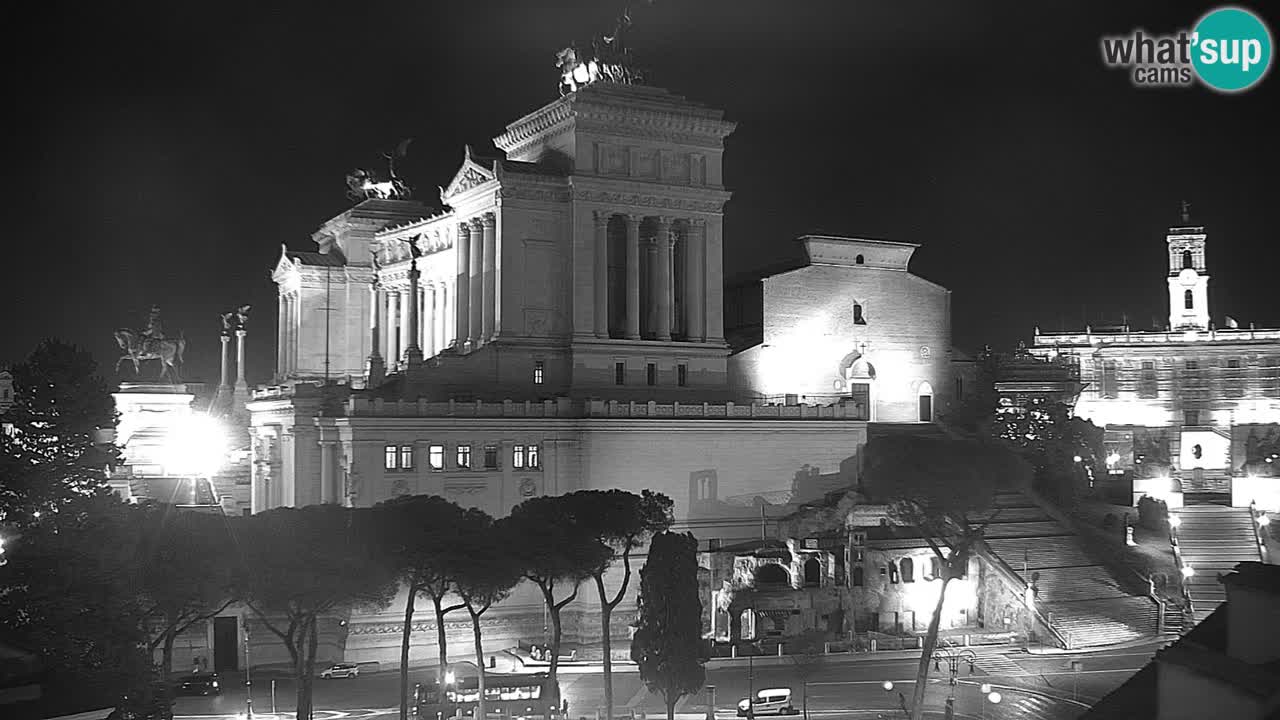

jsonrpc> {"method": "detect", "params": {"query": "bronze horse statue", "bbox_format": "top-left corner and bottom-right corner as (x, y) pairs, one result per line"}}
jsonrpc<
(114, 329), (186, 382)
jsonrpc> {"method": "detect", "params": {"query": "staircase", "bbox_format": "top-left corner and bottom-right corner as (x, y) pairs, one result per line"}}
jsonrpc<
(973, 492), (1159, 648)
(1172, 505), (1262, 623)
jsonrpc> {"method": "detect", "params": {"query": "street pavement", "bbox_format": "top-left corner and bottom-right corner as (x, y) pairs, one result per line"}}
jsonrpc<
(170, 641), (1168, 720)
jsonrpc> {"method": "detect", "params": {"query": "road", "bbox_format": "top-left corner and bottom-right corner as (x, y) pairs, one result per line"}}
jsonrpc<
(170, 641), (1166, 720)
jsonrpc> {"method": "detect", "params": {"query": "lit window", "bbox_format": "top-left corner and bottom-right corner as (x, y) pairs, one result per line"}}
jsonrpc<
(456, 445), (471, 469)
(384, 445), (398, 470)
(399, 445), (414, 470)
(429, 445), (444, 470)
(678, 363), (687, 387)
(1227, 358), (1240, 369)
(646, 363), (656, 386)
(533, 360), (545, 385)
(528, 444), (540, 469)
(853, 303), (866, 325)
(514, 445), (526, 469)
(615, 362), (625, 385)
(484, 445), (498, 469)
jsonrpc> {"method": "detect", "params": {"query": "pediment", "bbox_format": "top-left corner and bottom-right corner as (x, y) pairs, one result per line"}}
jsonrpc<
(441, 146), (496, 201)
(271, 245), (300, 283)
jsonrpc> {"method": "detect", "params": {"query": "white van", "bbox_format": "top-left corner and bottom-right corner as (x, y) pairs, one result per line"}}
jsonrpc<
(737, 688), (798, 716)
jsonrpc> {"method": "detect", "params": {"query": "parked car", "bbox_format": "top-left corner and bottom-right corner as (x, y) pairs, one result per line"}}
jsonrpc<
(177, 673), (222, 696)
(320, 662), (361, 679)
(737, 688), (798, 717)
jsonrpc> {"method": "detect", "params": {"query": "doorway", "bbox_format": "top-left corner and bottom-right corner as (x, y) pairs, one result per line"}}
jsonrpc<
(213, 616), (239, 671)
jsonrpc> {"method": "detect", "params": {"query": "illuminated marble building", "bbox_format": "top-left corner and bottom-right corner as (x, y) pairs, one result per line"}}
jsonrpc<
(246, 78), (968, 666)
(1030, 214), (1280, 508)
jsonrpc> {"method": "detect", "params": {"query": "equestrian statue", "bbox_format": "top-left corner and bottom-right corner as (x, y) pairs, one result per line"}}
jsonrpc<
(114, 305), (187, 383)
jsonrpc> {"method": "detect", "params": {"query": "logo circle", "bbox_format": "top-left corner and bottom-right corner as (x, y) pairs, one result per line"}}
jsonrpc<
(1192, 7), (1273, 92)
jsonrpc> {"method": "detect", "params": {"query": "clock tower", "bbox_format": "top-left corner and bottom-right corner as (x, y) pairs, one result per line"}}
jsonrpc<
(1166, 202), (1210, 331)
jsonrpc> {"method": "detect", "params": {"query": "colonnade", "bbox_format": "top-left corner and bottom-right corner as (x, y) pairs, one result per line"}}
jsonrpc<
(593, 212), (709, 342)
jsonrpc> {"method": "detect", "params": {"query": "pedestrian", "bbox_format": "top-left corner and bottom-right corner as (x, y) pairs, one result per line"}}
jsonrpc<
(561, 699), (569, 717)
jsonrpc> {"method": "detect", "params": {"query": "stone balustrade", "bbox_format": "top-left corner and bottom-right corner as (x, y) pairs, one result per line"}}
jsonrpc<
(1034, 327), (1280, 347)
(343, 396), (862, 419)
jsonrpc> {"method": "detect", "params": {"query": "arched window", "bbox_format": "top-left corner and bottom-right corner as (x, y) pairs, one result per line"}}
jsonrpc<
(1185, 290), (1194, 309)
(852, 566), (865, 587)
(1183, 250), (1193, 269)
(900, 558), (914, 583)
(853, 303), (866, 325)
(917, 381), (934, 422)
(855, 254), (865, 265)
(755, 563), (788, 586)
(804, 558), (821, 586)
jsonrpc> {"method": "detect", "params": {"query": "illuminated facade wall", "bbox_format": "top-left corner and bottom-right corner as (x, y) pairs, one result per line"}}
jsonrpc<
(1031, 219), (1280, 504)
(728, 235), (956, 423)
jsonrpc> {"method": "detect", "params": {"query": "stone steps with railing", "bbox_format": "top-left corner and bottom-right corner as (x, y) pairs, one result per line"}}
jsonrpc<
(1172, 505), (1262, 624)
(1046, 597), (1159, 648)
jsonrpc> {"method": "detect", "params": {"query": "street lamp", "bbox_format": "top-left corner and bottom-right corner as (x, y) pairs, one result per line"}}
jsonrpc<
(880, 681), (907, 717)
(931, 646), (977, 720)
(243, 623), (254, 720)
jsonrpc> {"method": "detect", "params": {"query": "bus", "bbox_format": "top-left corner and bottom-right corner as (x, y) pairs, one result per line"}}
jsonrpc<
(413, 672), (561, 720)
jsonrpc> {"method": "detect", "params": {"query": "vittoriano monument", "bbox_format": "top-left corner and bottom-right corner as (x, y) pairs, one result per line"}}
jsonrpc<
(114, 305), (186, 383)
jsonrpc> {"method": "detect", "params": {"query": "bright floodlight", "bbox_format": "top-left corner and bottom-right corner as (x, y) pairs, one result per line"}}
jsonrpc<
(1106, 452), (1121, 466)
(162, 413), (227, 477)
(881, 681), (894, 692)
(980, 683), (992, 694)
(445, 670), (456, 685)
(1181, 565), (1195, 578)
(1259, 514), (1271, 527)
(1073, 455), (1083, 463)
(987, 692), (1002, 704)
(1169, 515), (1182, 528)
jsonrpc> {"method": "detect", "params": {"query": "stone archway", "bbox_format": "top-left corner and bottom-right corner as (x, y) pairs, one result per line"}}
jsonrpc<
(840, 352), (876, 421)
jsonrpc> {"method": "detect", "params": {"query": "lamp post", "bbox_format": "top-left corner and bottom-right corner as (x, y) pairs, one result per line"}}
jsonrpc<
(978, 684), (1001, 719)
(706, 685), (716, 720)
(930, 646), (977, 720)
(244, 623), (254, 720)
(880, 681), (908, 718)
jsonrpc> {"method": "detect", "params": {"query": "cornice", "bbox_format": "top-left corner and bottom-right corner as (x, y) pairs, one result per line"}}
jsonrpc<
(571, 187), (730, 214)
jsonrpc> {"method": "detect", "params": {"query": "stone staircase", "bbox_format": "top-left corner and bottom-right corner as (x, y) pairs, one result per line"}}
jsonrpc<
(973, 492), (1159, 648)
(1173, 505), (1262, 624)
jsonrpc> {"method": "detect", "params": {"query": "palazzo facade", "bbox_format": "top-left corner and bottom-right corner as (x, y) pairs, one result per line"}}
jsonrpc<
(1030, 216), (1280, 509)
(245, 80), (966, 667)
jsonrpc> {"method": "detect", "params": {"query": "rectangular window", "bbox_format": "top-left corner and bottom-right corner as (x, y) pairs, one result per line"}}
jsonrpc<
(646, 363), (656, 386)
(484, 445), (499, 470)
(614, 362), (625, 385)
(677, 363), (687, 387)
(528, 444), (540, 469)
(399, 445), (414, 470)
(1139, 361), (1158, 399)
(429, 445), (445, 470)
(384, 445), (398, 470)
(1184, 410), (1200, 426)
(1101, 360), (1118, 399)
(1185, 360), (1199, 370)
(1227, 358), (1241, 369)
(955, 376), (964, 400)
(513, 445), (526, 469)
(456, 444), (471, 469)
(533, 361), (545, 385)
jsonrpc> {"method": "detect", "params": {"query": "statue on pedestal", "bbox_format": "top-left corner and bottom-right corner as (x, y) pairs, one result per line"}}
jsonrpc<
(115, 305), (186, 383)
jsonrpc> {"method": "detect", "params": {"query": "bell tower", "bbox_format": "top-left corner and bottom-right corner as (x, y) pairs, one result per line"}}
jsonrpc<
(1167, 201), (1210, 331)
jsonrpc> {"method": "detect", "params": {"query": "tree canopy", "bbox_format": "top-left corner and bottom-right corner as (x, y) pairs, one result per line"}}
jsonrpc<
(631, 531), (705, 720)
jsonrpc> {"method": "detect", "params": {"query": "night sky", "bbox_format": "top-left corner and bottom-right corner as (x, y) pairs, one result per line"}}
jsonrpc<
(4, 1), (1277, 387)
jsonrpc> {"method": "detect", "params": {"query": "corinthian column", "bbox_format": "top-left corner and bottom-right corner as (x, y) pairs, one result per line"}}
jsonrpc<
(275, 295), (286, 378)
(388, 290), (400, 366)
(593, 211), (609, 338)
(687, 219), (706, 342)
(481, 213), (497, 342)
(404, 257), (423, 367)
(424, 284), (436, 358)
(469, 217), (484, 347)
(235, 328), (248, 389)
(625, 214), (641, 340)
(455, 223), (471, 350)
(654, 216), (673, 341)
(367, 283), (385, 386)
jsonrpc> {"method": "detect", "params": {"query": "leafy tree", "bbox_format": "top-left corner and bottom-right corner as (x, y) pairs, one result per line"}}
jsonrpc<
(0, 493), (151, 715)
(860, 433), (1030, 720)
(137, 504), (236, 687)
(453, 510), (522, 720)
(500, 495), (611, 701)
(994, 397), (1102, 503)
(376, 495), (480, 720)
(630, 532), (705, 720)
(566, 489), (673, 718)
(237, 505), (398, 720)
(0, 339), (119, 528)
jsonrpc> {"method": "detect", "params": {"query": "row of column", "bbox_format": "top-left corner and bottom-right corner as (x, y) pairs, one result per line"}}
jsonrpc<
(455, 213), (497, 350)
(276, 291), (300, 375)
(370, 280), (455, 368)
(591, 213), (708, 342)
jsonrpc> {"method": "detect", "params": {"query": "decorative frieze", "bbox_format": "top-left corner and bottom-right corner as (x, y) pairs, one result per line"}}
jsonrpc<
(573, 189), (727, 214)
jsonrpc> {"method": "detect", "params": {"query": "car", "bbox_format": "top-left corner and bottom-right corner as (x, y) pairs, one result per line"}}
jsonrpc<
(177, 673), (222, 696)
(737, 688), (798, 717)
(320, 662), (361, 679)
